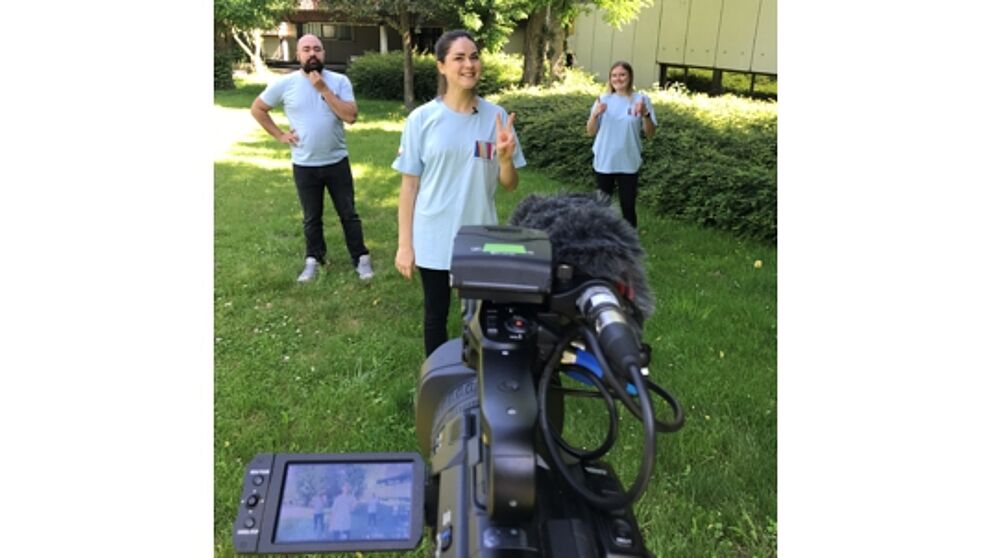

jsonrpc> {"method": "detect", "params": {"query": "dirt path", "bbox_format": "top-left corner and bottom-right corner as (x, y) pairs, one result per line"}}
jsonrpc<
(213, 105), (260, 159)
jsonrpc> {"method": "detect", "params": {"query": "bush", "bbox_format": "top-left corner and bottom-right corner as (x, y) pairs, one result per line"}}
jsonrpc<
(348, 51), (523, 102)
(214, 51), (235, 90)
(664, 68), (777, 101)
(496, 83), (777, 242)
(347, 51), (437, 102)
(475, 52), (523, 97)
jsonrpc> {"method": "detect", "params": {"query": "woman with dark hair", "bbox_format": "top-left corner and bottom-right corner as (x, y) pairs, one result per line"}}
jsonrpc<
(586, 61), (657, 229)
(392, 29), (527, 357)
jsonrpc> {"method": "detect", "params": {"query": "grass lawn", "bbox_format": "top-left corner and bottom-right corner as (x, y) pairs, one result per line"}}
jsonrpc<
(214, 78), (777, 557)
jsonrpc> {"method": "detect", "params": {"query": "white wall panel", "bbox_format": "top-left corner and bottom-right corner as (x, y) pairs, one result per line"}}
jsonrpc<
(751, 0), (777, 73)
(631, 0), (663, 88)
(657, 0), (691, 65)
(684, 0), (722, 67)
(715, 0), (760, 71)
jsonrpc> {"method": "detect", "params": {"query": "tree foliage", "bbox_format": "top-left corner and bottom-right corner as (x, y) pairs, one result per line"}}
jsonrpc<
(450, 0), (531, 52)
(214, 0), (295, 31)
(318, 0), (456, 30)
(520, 0), (653, 86)
(321, 0), (462, 109)
(591, 0), (653, 27)
(214, 0), (296, 73)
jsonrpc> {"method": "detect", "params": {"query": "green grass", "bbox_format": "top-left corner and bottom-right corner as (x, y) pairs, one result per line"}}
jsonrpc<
(215, 81), (777, 557)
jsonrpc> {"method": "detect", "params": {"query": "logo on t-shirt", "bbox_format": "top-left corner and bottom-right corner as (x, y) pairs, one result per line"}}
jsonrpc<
(474, 140), (495, 160)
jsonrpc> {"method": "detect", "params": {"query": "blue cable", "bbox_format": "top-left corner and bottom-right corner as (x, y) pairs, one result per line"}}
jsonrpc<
(564, 347), (639, 396)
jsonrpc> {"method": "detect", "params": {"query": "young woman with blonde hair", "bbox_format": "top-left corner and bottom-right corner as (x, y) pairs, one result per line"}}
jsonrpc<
(586, 61), (657, 229)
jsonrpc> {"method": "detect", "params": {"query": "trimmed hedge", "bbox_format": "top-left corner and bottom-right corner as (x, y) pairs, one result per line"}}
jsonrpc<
(347, 51), (523, 102)
(495, 81), (777, 242)
(347, 51), (437, 102)
(214, 51), (235, 90)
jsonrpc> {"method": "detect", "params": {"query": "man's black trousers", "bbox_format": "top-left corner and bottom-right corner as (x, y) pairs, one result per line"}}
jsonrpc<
(292, 158), (369, 266)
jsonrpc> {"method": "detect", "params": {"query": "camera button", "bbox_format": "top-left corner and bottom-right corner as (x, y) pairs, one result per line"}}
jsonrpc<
(246, 494), (260, 508)
(611, 518), (633, 547)
(243, 517), (256, 528)
(252, 475), (265, 486)
(485, 314), (499, 336)
(499, 380), (519, 392)
(504, 316), (527, 333)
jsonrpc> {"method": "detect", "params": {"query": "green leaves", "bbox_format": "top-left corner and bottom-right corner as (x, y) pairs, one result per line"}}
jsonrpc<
(592, 0), (655, 28)
(348, 51), (523, 102)
(214, 0), (296, 32)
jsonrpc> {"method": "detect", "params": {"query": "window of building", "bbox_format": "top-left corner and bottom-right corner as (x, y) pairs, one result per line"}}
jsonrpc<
(300, 22), (352, 41)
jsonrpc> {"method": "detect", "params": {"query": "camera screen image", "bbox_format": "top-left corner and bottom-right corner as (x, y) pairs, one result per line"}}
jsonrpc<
(274, 462), (415, 544)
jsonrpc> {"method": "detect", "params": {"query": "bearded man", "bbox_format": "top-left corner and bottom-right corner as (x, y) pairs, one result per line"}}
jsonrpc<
(250, 34), (373, 282)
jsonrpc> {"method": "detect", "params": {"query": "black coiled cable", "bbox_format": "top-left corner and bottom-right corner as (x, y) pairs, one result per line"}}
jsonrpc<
(537, 325), (678, 512)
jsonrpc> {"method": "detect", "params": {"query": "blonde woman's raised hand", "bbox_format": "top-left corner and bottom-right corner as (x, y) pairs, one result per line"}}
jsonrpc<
(633, 98), (646, 117)
(594, 98), (607, 116)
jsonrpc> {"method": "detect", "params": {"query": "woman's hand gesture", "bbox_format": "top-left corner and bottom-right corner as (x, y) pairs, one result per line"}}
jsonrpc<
(633, 98), (646, 117)
(594, 97), (607, 116)
(495, 112), (517, 163)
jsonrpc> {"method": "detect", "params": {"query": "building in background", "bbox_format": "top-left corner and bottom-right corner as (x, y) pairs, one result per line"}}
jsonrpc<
(571, 0), (776, 91)
(256, 2), (444, 71)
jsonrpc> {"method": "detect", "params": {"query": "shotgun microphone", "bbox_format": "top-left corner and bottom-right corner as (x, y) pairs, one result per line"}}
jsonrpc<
(508, 192), (654, 323)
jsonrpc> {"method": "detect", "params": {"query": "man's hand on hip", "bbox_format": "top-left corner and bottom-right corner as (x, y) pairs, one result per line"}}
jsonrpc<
(278, 129), (300, 146)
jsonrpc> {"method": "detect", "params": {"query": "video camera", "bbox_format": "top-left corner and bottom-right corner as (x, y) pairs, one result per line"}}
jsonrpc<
(233, 225), (684, 557)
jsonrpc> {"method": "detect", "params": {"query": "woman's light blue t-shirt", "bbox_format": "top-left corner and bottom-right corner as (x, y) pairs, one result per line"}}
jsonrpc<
(392, 98), (526, 270)
(590, 92), (657, 174)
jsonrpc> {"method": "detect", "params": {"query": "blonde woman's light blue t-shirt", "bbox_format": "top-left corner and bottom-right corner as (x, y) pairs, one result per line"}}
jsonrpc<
(590, 92), (657, 174)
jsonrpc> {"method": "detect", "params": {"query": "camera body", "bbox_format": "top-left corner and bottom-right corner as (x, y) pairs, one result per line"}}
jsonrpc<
(418, 340), (650, 557)
(233, 225), (660, 556)
(417, 225), (651, 556)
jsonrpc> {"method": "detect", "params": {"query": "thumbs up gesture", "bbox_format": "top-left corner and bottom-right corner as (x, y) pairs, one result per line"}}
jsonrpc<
(594, 97), (607, 116)
(633, 98), (645, 117)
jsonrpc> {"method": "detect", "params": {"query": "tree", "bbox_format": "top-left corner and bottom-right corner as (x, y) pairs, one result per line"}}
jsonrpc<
(520, 0), (652, 86)
(321, 0), (460, 111)
(450, 0), (531, 52)
(215, 0), (297, 74)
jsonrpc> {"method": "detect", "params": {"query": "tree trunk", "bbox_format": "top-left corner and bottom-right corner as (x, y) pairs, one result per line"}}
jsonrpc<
(521, 8), (547, 86)
(400, 11), (416, 111)
(251, 29), (267, 75)
(231, 28), (268, 75)
(546, 10), (566, 84)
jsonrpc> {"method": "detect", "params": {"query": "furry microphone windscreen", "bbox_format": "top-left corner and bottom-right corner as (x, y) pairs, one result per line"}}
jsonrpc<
(507, 192), (655, 321)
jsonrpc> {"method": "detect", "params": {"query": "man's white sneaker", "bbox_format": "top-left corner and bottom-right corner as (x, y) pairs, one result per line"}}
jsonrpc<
(356, 254), (374, 281)
(297, 257), (320, 283)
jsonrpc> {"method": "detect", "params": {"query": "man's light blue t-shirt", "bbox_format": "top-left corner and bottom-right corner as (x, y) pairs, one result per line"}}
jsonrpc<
(392, 97), (526, 270)
(259, 70), (355, 166)
(590, 93), (657, 174)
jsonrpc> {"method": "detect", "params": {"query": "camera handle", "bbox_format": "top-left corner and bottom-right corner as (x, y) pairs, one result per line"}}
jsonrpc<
(464, 301), (542, 521)
(477, 341), (538, 520)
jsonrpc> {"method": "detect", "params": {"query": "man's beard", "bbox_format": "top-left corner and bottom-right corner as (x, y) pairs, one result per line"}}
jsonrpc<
(303, 57), (324, 73)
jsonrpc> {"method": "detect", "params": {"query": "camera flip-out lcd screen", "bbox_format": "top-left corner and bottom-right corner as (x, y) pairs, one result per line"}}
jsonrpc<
(233, 453), (424, 554)
(275, 462), (416, 543)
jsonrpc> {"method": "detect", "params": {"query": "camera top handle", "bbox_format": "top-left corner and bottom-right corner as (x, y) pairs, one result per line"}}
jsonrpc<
(464, 301), (543, 521)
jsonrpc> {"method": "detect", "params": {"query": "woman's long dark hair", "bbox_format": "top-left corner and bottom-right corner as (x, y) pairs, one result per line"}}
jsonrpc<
(435, 29), (480, 96)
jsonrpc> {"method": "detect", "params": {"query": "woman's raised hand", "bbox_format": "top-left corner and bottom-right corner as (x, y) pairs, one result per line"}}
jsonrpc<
(495, 112), (517, 163)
